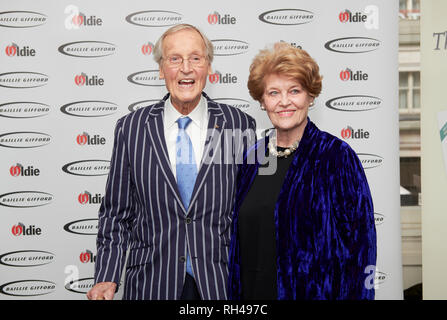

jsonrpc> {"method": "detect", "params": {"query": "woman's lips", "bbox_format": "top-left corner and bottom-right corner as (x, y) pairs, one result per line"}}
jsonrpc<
(277, 110), (295, 117)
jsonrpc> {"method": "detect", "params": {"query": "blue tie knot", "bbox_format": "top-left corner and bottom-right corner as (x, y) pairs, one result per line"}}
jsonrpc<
(177, 117), (192, 130)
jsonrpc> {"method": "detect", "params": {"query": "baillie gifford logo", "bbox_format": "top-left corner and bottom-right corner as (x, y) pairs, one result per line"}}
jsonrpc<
(0, 72), (49, 89)
(0, 250), (55, 267)
(208, 70), (238, 84)
(62, 159), (110, 176)
(341, 126), (370, 140)
(74, 73), (104, 86)
(0, 11), (47, 28)
(10, 163), (40, 177)
(259, 9), (314, 25)
(325, 37), (381, 54)
(76, 132), (106, 146)
(63, 218), (98, 235)
(58, 41), (116, 58)
(125, 10), (183, 27)
(207, 12), (236, 25)
(5, 43), (36, 57)
(0, 280), (56, 297)
(79, 250), (96, 263)
(0, 191), (54, 208)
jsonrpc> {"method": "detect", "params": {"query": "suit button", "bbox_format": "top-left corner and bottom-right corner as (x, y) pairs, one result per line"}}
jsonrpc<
(186, 218), (192, 224)
(179, 256), (186, 263)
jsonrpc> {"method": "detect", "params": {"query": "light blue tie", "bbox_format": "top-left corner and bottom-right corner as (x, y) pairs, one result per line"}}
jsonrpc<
(176, 116), (197, 277)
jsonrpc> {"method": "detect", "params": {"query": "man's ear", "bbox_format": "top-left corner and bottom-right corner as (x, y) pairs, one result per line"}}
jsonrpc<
(159, 67), (165, 79)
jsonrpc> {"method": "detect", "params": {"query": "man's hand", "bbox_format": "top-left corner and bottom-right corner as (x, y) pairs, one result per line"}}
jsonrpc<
(87, 282), (117, 300)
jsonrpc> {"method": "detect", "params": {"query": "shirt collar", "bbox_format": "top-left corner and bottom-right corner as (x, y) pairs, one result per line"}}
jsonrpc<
(164, 95), (208, 130)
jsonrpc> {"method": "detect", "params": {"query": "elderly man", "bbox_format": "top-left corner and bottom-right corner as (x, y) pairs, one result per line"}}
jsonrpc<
(87, 24), (256, 300)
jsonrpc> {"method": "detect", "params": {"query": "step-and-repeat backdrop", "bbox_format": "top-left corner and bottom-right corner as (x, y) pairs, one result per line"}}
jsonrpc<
(0, 0), (401, 299)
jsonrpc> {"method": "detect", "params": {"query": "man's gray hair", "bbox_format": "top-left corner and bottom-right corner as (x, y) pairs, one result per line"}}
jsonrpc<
(153, 24), (214, 65)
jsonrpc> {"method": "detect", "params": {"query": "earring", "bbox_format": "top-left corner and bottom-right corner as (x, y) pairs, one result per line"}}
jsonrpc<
(260, 104), (266, 110)
(309, 101), (314, 107)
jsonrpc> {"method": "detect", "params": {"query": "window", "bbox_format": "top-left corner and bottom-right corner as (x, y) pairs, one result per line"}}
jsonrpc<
(399, 0), (420, 19)
(400, 157), (421, 206)
(399, 72), (420, 113)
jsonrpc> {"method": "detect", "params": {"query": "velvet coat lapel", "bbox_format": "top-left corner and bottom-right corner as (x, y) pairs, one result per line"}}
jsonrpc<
(228, 119), (377, 300)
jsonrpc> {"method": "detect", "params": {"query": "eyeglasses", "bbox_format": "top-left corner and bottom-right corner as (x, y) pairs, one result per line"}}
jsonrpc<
(163, 54), (207, 67)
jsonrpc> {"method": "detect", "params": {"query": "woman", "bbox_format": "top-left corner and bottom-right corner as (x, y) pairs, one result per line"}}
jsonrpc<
(228, 43), (377, 300)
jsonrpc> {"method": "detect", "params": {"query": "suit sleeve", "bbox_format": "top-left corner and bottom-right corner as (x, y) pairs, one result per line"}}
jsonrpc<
(331, 145), (377, 299)
(94, 118), (135, 288)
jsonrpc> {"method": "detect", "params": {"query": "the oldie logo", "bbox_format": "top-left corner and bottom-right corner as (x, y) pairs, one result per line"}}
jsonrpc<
(0, 132), (51, 148)
(65, 277), (94, 294)
(214, 98), (250, 110)
(208, 12), (236, 25)
(326, 95), (382, 112)
(0, 11), (47, 28)
(340, 126), (370, 140)
(339, 10), (367, 23)
(60, 100), (118, 117)
(62, 160), (110, 176)
(0, 250), (55, 267)
(63, 218), (98, 235)
(338, 6), (379, 30)
(259, 9), (314, 25)
(74, 72), (104, 86)
(374, 212), (385, 226)
(11, 223), (42, 236)
(0, 102), (50, 119)
(5, 43), (36, 57)
(78, 191), (104, 205)
(64, 6), (102, 30)
(339, 68), (369, 81)
(71, 13), (102, 27)
(76, 132), (106, 146)
(0, 72), (49, 88)
(79, 250), (96, 263)
(0, 280), (55, 297)
(357, 153), (384, 169)
(128, 99), (161, 112)
(211, 39), (249, 56)
(127, 70), (165, 86)
(208, 71), (238, 84)
(141, 42), (154, 56)
(58, 41), (116, 58)
(0, 191), (53, 208)
(325, 37), (381, 54)
(125, 10), (183, 27)
(10, 163), (40, 177)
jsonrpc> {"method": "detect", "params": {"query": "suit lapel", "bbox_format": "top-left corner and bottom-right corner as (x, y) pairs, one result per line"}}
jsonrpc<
(145, 96), (187, 214)
(187, 98), (226, 215)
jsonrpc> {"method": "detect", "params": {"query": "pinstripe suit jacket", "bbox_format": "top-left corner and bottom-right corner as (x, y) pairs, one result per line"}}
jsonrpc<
(94, 92), (256, 300)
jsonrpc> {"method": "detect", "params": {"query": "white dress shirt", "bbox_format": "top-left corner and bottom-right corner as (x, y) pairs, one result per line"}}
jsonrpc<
(163, 95), (209, 178)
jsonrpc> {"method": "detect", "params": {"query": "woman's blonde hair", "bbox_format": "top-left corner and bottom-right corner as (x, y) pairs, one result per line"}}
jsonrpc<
(248, 42), (322, 102)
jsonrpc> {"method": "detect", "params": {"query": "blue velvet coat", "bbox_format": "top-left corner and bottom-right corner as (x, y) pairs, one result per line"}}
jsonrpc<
(228, 119), (377, 300)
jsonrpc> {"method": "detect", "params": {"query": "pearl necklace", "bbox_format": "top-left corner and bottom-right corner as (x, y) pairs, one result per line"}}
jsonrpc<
(268, 135), (300, 158)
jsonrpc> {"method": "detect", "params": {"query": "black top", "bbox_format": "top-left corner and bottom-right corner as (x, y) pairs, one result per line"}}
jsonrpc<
(238, 146), (295, 300)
